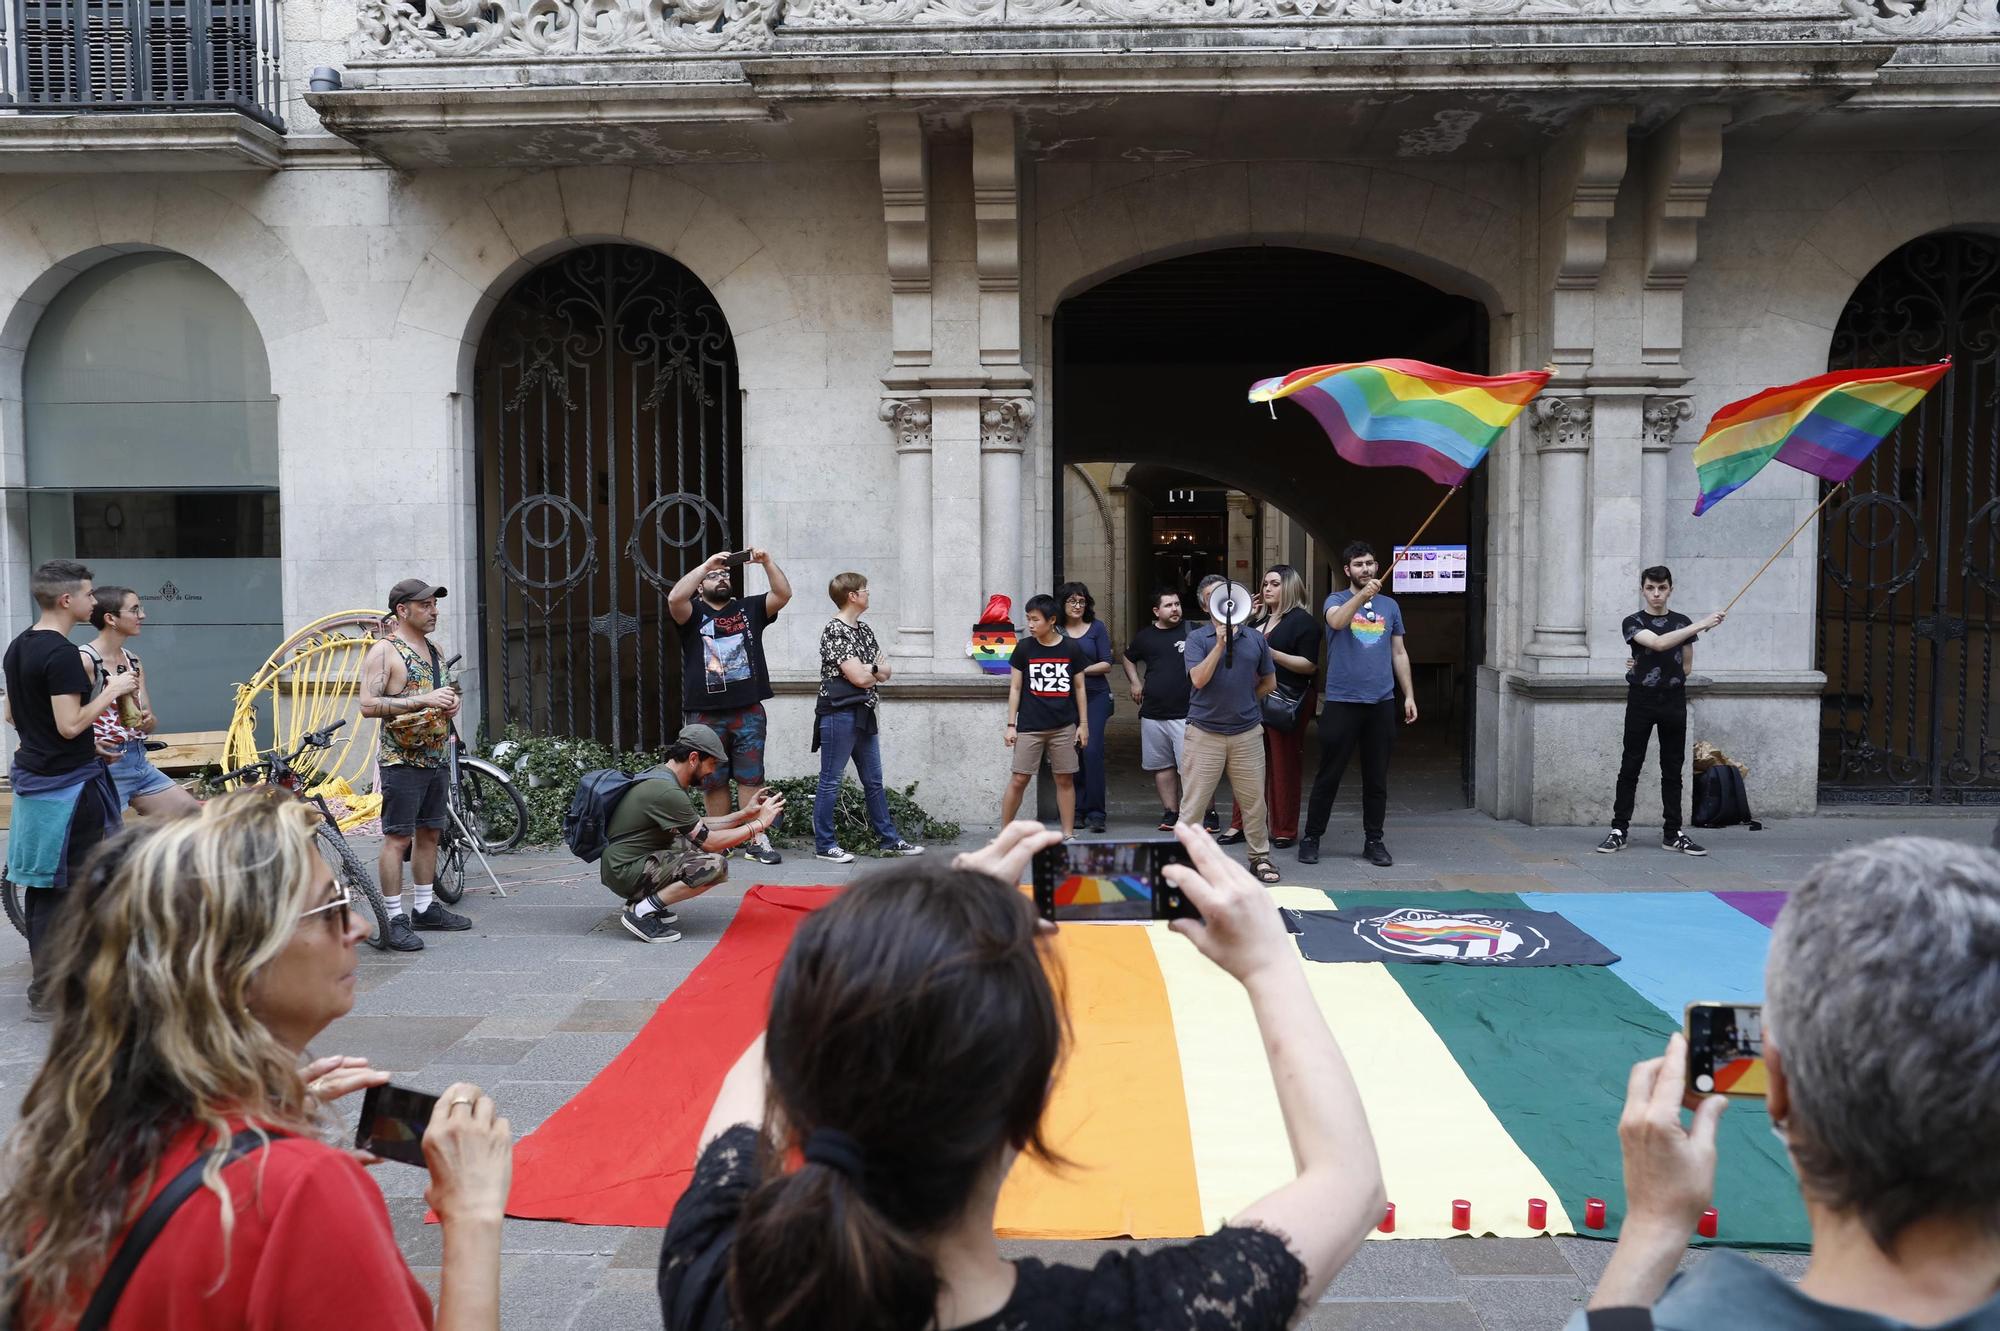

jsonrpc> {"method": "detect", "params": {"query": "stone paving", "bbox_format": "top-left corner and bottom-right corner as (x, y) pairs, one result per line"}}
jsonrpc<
(1, 805), (1993, 1330)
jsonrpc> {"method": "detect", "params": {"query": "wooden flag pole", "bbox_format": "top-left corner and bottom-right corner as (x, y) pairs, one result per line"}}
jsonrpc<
(1385, 484), (1463, 580)
(1722, 483), (1845, 615)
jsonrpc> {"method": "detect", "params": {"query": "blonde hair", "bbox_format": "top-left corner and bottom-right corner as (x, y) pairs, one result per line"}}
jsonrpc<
(1262, 564), (1309, 622)
(828, 571), (868, 609)
(0, 791), (327, 1318)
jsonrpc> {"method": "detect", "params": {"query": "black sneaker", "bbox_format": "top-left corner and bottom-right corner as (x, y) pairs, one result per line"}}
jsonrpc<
(621, 905), (683, 943)
(384, 913), (425, 951)
(1596, 829), (1628, 854)
(411, 901), (473, 931)
(1202, 809), (1221, 832)
(1088, 819), (1107, 834)
(1297, 836), (1321, 865)
(1663, 832), (1709, 857)
(1158, 809), (1178, 831)
(1364, 840), (1394, 868)
(742, 837), (783, 866)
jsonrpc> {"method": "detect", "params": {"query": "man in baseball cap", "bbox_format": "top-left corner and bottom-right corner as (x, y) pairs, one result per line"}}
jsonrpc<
(596, 723), (786, 943)
(387, 578), (448, 610)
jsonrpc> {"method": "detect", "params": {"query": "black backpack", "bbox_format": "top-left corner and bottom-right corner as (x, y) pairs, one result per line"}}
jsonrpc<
(1692, 764), (1759, 830)
(563, 769), (668, 862)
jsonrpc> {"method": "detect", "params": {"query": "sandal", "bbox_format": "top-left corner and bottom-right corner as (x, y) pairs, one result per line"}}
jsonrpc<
(1248, 855), (1282, 885)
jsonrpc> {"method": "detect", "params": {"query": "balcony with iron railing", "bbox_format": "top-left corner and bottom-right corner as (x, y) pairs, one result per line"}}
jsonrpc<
(0, 0), (286, 166)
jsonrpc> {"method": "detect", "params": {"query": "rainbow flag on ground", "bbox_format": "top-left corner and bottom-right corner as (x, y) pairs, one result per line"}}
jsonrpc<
(505, 884), (1807, 1248)
(1248, 360), (1551, 487)
(1692, 361), (1950, 515)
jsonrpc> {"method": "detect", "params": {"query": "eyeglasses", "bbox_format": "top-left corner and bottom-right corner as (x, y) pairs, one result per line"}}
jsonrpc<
(300, 884), (354, 932)
(1066, 596), (1087, 604)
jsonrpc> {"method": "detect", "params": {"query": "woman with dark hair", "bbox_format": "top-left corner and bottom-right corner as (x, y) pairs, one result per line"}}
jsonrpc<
(658, 820), (1386, 1331)
(1220, 565), (1319, 848)
(82, 586), (200, 816)
(1056, 582), (1114, 833)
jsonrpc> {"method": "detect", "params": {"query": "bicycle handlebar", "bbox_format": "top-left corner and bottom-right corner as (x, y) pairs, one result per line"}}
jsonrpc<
(214, 718), (348, 786)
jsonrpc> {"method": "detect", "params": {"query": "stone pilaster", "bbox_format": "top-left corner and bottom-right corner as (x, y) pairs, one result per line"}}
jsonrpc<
(1641, 396), (1693, 569)
(970, 110), (1021, 368)
(1526, 395), (1594, 670)
(882, 396), (934, 657)
(878, 113), (931, 368)
(980, 396), (1031, 610)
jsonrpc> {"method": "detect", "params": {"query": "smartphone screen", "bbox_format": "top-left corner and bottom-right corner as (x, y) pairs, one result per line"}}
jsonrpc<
(356, 1083), (442, 1166)
(723, 548), (753, 568)
(1032, 839), (1199, 922)
(1685, 1001), (1767, 1098)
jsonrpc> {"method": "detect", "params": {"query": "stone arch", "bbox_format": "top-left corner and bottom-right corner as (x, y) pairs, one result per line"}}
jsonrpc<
(1035, 160), (1519, 322)
(390, 166), (800, 393)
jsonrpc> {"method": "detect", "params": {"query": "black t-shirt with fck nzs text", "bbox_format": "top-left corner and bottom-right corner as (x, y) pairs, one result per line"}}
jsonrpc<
(1011, 633), (1088, 733)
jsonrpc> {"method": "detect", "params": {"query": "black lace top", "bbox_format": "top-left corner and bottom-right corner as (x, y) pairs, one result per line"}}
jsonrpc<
(659, 1125), (1308, 1331)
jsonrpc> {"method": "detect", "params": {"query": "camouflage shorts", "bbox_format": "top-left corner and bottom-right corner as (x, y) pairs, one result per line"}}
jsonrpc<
(636, 848), (728, 901)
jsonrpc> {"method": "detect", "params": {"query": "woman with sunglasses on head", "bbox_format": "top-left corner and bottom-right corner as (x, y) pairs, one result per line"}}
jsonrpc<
(80, 586), (200, 817)
(658, 820), (1385, 1331)
(1055, 582), (1114, 833)
(0, 791), (514, 1331)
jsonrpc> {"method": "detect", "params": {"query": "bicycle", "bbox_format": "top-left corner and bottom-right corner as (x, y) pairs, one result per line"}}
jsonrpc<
(431, 723), (528, 905)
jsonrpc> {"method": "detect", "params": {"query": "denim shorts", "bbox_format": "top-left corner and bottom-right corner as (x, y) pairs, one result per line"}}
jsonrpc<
(107, 739), (177, 806)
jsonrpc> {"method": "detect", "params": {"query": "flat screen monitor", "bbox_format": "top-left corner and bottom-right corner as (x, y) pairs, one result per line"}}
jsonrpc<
(1393, 544), (1468, 594)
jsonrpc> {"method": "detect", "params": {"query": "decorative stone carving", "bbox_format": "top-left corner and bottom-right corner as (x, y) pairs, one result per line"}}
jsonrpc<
(1529, 396), (1595, 452)
(879, 114), (931, 369)
(972, 111), (1022, 368)
(1642, 397), (1695, 452)
(789, 0), (1839, 24)
(352, 0), (776, 57)
(1845, 0), (2000, 36)
(881, 397), (933, 451)
(980, 398), (1033, 453)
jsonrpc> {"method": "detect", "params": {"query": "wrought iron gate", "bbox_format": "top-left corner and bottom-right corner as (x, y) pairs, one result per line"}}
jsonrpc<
(478, 245), (740, 752)
(1820, 231), (1999, 804)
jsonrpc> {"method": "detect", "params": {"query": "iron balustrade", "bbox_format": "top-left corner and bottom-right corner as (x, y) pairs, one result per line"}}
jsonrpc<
(0, 0), (284, 131)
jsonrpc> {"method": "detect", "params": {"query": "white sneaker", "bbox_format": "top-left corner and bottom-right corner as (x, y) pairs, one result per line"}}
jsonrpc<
(815, 846), (856, 864)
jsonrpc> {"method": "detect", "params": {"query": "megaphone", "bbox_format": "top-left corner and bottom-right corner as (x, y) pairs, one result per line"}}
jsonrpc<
(1207, 580), (1255, 627)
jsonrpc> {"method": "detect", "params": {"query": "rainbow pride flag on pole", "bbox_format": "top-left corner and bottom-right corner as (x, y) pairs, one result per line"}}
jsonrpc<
(1691, 361), (1950, 515)
(1248, 360), (1551, 487)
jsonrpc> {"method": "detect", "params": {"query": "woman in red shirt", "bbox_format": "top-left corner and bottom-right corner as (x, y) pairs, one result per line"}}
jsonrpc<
(0, 790), (514, 1330)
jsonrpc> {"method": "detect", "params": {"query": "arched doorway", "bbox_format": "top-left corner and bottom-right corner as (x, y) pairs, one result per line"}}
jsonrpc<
(20, 251), (280, 732)
(476, 244), (741, 752)
(1053, 247), (1489, 810)
(1820, 230), (2000, 804)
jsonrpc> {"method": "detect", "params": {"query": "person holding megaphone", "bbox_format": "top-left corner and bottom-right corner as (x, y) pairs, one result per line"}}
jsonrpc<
(1180, 574), (1283, 884)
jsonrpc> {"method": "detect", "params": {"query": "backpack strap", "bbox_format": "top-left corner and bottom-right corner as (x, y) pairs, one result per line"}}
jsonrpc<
(76, 1129), (288, 1331)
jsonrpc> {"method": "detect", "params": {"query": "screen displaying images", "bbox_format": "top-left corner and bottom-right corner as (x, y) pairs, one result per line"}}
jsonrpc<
(1392, 545), (1468, 594)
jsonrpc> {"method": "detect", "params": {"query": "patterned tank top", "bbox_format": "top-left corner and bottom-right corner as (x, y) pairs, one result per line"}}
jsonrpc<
(379, 636), (449, 769)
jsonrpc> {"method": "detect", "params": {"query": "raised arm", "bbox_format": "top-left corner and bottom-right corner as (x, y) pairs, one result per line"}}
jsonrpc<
(669, 552), (730, 627)
(51, 654), (135, 739)
(1187, 630), (1228, 690)
(1325, 581), (1379, 632)
(1165, 827), (1385, 1303)
(753, 550), (793, 617)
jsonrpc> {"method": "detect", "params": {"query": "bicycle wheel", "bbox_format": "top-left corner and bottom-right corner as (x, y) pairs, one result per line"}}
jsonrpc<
(457, 760), (528, 853)
(2, 872), (25, 940)
(434, 832), (468, 905)
(321, 826), (393, 951)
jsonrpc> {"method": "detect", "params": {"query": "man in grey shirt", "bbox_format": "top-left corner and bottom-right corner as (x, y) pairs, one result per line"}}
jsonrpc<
(1179, 575), (1280, 883)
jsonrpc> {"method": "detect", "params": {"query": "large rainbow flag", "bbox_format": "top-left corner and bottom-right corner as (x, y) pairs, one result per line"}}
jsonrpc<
(1691, 361), (1950, 515)
(505, 884), (1807, 1249)
(1248, 360), (1550, 487)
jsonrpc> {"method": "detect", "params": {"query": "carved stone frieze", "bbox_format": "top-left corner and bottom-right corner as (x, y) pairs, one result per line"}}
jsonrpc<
(1845, 0), (2000, 36)
(881, 398), (934, 452)
(980, 398), (1033, 453)
(1529, 396), (1595, 453)
(352, 0), (776, 57)
(1642, 397), (1695, 452)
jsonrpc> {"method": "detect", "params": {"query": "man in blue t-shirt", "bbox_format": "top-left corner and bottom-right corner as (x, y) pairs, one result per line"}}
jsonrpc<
(1179, 575), (1281, 883)
(1300, 541), (1415, 868)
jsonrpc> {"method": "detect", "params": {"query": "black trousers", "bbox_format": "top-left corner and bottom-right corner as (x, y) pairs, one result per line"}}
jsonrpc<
(1304, 699), (1396, 842)
(1612, 691), (1687, 837)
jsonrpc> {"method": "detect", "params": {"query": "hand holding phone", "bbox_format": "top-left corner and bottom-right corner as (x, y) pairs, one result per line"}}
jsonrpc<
(356, 1083), (441, 1167)
(1685, 1001), (1767, 1098)
(1032, 837), (1201, 922)
(722, 548), (754, 568)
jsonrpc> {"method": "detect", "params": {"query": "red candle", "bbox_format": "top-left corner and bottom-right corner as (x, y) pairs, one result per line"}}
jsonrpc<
(1378, 1201), (1396, 1234)
(1527, 1197), (1548, 1229)
(1698, 1208), (1718, 1238)
(1451, 1199), (1471, 1231)
(1585, 1197), (1607, 1229)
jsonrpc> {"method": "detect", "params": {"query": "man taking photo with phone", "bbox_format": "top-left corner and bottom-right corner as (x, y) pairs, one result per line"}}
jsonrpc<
(670, 549), (792, 865)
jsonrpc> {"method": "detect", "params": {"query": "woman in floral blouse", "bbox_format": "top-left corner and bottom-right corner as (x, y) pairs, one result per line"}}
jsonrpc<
(810, 572), (923, 864)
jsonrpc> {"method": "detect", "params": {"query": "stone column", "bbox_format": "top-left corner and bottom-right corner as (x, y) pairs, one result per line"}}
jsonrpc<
(882, 397), (934, 658)
(1641, 397), (1692, 569)
(1526, 395), (1593, 669)
(980, 397), (1030, 604)
(929, 393), (985, 672)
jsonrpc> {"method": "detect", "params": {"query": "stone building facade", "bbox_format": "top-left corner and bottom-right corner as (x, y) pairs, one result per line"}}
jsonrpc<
(2, 0), (1995, 824)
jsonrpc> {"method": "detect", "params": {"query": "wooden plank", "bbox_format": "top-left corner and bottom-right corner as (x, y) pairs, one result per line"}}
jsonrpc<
(148, 730), (229, 772)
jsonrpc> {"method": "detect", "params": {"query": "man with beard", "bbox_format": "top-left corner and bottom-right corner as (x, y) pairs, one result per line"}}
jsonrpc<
(358, 578), (471, 950)
(1123, 586), (1197, 831)
(670, 549), (793, 864)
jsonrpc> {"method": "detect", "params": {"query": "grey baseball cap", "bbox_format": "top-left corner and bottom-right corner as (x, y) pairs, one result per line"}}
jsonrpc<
(678, 724), (727, 761)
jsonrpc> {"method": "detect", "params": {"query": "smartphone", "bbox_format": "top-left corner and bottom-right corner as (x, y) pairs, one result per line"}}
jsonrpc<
(1032, 838), (1201, 923)
(355, 1083), (441, 1166)
(1685, 1001), (1767, 1098)
(722, 548), (754, 568)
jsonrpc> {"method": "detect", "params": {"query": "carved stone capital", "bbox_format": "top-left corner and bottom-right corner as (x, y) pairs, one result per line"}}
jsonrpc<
(1529, 396), (1595, 454)
(980, 397), (1033, 453)
(881, 398), (933, 452)
(1642, 396), (1695, 453)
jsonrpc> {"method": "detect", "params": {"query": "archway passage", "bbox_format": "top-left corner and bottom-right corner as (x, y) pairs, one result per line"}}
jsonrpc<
(1055, 246), (1488, 815)
(476, 244), (742, 753)
(1821, 231), (1999, 805)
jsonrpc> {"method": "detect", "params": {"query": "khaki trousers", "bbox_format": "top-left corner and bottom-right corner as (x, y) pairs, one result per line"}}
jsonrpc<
(1180, 724), (1270, 856)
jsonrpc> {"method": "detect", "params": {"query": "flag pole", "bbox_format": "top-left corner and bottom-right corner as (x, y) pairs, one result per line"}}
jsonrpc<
(1722, 483), (1845, 615)
(1385, 484), (1462, 580)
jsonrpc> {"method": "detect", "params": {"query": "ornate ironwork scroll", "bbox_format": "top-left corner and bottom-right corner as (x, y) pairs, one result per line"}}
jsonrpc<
(1822, 231), (1999, 804)
(479, 244), (739, 752)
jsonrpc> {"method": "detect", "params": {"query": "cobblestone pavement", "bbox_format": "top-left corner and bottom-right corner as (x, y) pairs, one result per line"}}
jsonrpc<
(1, 807), (1991, 1329)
